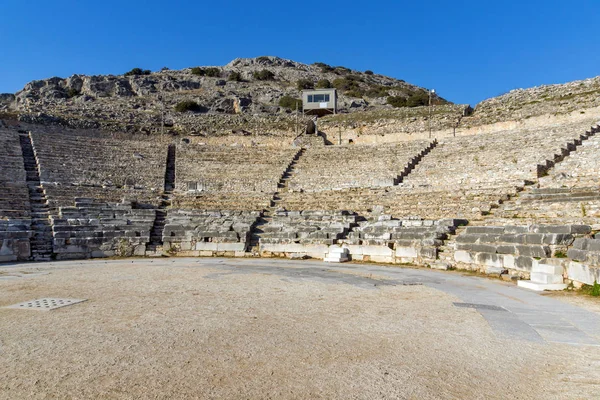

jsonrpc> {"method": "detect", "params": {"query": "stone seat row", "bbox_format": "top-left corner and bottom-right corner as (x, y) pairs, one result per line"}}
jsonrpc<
(30, 131), (167, 211)
(175, 144), (297, 194)
(287, 141), (432, 192)
(162, 209), (261, 254)
(43, 185), (162, 215)
(452, 224), (591, 274)
(401, 122), (595, 190)
(258, 210), (357, 245)
(49, 200), (156, 259)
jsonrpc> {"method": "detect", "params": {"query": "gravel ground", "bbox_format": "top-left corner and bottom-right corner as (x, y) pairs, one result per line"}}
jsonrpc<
(0, 258), (599, 399)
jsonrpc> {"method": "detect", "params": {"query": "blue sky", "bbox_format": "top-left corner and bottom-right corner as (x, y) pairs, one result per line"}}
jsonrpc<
(1, 0), (598, 105)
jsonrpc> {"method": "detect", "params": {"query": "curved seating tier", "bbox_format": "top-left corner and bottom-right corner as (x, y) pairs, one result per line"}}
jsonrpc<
(30, 130), (167, 213)
(286, 141), (432, 192)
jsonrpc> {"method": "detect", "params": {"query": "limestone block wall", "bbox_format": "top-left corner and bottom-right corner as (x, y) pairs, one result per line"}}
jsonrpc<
(0, 219), (32, 262)
(51, 199), (155, 260)
(567, 238), (600, 285)
(342, 217), (465, 264)
(260, 214), (465, 264)
(259, 210), (357, 258)
(451, 224), (600, 285)
(163, 210), (259, 256)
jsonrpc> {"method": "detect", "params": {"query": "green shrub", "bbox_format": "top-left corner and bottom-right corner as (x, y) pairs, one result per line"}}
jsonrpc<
(554, 250), (568, 258)
(316, 79), (332, 89)
(313, 62), (333, 73)
(592, 281), (600, 296)
(364, 70), (374, 75)
(205, 67), (221, 77)
(297, 79), (314, 90)
(406, 91), (429, 107)
(332, 78), (360, 91)
(191, 67), (205, 76)
(175, 100), (202, 113)
(387, 96), (407, 108)
(66, 88), (81, 98)
(333, 66), (351, 75)
(228, 71), (243, 82)
(279, 95), (302, 110)
(124, 68), (151, 76)
(346, 90), (363, 98)
(253, 69), (275, 80)
(365, 85), (389, 98)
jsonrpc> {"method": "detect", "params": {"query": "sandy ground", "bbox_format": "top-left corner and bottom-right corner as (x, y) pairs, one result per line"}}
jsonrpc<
(0, 258), (599, 399)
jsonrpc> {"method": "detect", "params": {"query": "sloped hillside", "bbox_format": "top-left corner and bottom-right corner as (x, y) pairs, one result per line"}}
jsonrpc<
(0, 56), (449, 136)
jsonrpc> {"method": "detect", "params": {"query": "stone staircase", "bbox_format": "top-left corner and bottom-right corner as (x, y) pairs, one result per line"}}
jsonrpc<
(517, 260), (567, 291)
(481, 124), (599, 224)
(146, 144), (176, 254)
(247, 148), (306, 253)
(394, 139), (437, 185)
(19, 133), (53, 261)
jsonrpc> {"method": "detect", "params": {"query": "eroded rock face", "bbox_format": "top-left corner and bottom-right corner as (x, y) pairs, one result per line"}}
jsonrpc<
(6, 56), (445, 135)
(6, 55), (597, 137)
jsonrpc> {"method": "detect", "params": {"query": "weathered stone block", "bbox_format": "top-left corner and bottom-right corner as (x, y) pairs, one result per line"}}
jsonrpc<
(395, 246), (418, 258)
(566, 261), (600, 285)
(516, 245), (549, 258)
(475, 252), (503, 268)
(454, 250), (473, 264)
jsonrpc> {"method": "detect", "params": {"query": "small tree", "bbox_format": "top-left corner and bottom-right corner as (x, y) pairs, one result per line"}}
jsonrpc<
(191, 67), (205, 76)
(387, 96), (407, 108)
(297, 79), (314, 90)
(204, 67), (221, 77)
(316, 79), (332, 89)
(253, 69), (275, 80)
(175, 100), (202, 112)
(364, 70), (374, 75)
(406, 91), (429, 107)
(313, 62), (333, 73)
(279, 95), (302, 110)
(124, 68), (151, 76)
(228, 71), (243, 82)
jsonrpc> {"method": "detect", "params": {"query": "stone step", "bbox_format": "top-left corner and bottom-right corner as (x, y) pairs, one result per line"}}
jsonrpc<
(532, 263), (563, 275)
(530, 272), (564, 284)
(517, 280), (567, 291)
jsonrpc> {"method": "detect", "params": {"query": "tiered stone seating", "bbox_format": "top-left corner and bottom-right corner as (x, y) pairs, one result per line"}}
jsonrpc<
(50, 198), (155, 259)
(162, 210), (259, 255)
(260, 210), (357, 245)
(280, 122), (593, 220)
(174, 144), (297, 210)
(31, 130), (167, 213)
(171, 192), (272, 212)
(0, 128), (30, 218)
(259, 210), (357, 258)
(0, 128), (32, 261)
(453, 224), (590, 274)
(287, 141), (432, 191)
(343, 216), (465, 264)
(280, 187), (518, 220)
(496, 123), (600, 224)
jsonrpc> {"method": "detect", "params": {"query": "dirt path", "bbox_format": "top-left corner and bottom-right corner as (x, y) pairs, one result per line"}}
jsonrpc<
(1, 258), (599, 399)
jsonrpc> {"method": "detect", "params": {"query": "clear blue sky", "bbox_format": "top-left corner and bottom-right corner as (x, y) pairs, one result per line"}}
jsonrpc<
(1, 0), (598, 105)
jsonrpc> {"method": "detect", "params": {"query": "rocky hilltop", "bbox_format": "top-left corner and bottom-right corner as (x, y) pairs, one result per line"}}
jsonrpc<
(0, 56), (449, 136)
(1, 56), (598, 139)
(466, 76), (600, 127)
